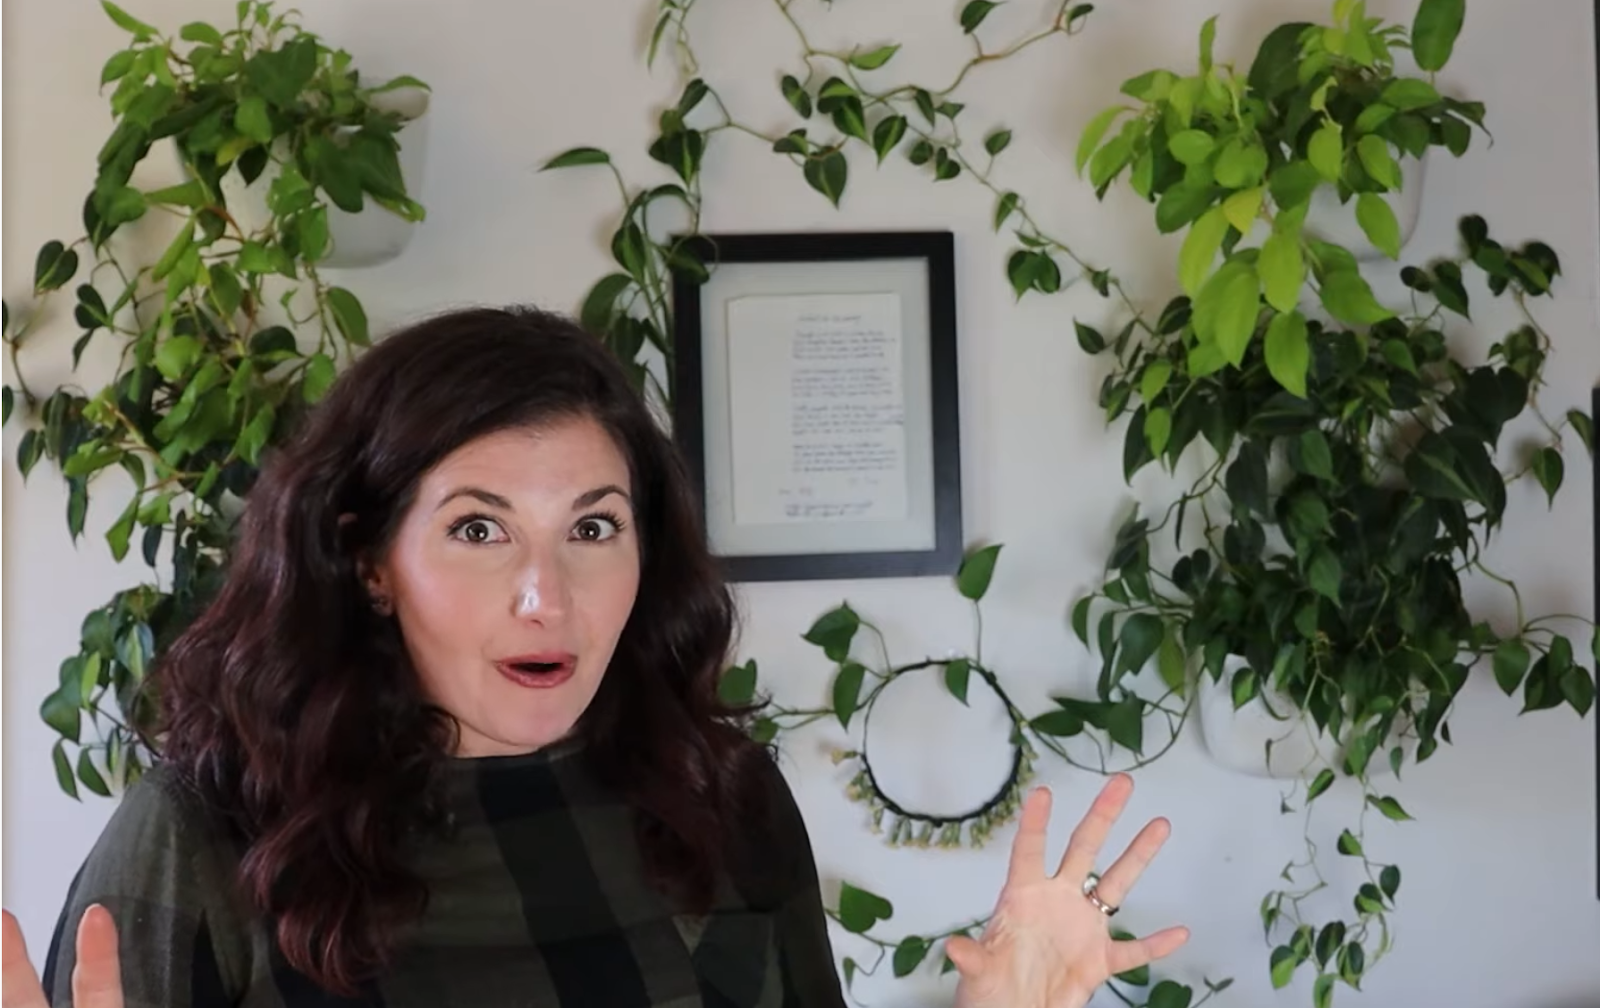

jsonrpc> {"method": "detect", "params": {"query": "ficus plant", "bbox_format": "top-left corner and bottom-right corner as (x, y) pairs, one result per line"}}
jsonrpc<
(2, 0), (426, 799)
(1071, 0), (1595, 1003)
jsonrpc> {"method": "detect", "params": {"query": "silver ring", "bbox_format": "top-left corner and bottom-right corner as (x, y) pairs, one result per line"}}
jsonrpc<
(1084, 882), (1119, 917)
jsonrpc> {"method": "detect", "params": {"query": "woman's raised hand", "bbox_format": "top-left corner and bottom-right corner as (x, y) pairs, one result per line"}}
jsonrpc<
(946, 774), (1189, 1008)
(3, 906), (124, 1008)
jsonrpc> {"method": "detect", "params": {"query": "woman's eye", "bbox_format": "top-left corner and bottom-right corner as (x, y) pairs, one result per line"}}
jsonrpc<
(452, 518), (508, 544)
(574, 516), (619, 542)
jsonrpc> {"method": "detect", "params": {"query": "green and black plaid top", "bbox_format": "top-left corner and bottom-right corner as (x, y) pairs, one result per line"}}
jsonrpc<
(41, 743), (846, 1008)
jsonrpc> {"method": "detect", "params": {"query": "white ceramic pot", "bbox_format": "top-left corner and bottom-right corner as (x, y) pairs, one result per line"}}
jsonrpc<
(1303, 151), (1426, 263)
(212, 82), (430, 269)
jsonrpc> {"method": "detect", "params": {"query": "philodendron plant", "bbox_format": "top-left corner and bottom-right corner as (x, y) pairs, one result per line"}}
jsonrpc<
(1070, 0), (1594, 1003)
(3, 0), (425, 799)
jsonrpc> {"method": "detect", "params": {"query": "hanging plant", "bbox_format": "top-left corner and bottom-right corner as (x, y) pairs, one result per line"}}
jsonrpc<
(1071, 0), (1594, 1002)
(2, 0), (427, 798)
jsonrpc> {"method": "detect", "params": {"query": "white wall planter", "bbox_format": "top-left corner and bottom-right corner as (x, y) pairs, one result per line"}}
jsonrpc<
(214, 82), (430, 269)
(1303, 151), (1427, 262)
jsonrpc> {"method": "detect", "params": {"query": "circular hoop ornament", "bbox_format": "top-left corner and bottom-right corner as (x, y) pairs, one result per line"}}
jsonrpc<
(833, 659), (1038, 850)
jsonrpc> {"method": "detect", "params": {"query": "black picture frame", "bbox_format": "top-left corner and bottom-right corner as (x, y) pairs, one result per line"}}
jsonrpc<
(670, 230), (964, 583)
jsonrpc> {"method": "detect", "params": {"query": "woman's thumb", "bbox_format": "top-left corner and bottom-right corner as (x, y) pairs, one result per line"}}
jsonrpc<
(945, 934), (988, 976)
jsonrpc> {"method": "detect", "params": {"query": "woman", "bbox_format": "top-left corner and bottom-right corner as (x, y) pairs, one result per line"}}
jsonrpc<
(2, 305), (1187, 1007)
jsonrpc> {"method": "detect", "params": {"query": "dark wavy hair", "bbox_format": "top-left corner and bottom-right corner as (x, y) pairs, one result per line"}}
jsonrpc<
(154, 305), (769, 994)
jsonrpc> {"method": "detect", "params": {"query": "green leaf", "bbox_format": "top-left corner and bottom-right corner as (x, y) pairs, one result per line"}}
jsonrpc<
(1119, 613), (1165, 679)
(303, 352), (337, 404)
(1306, 768), (1336, 802)
(1566, 409), (1594, 452)
(1207, 263), (1262, 366)
(1179, 207), (1229, 296)
(803, 151), (848, 207)
(1382, 78), (1442, 110)
(102, 0), (156, 37)
(780, 75), (812, 118)
(1493, 639), (1531, 695)
(960, 0), (1001, 33)
(1140, 360), (1173, 404)
(1308, 121), (1344, 181)
(1269, 945), (1299, 988)
(1313, 974), (1335, 1008)
(235, 95), (273, 145)
(837, 882), (894, 933)
(53, 740), (79, 799)
(1531, 447), (1564, 506)
(2, 386), (13, 426)
(1367, 794), (1413, 821)
(1380, 865), (1401, 899)
(1264, 311), (1310, 398)
(326, 287), (370, 347)
(1356, 193), (1401, 258)
(1214, 138), (1267, 188)
(1148, 981), (1194, 1008)
(154, 335), (201, 382)
(1145, 407), (1172, 457)
(1155, 182), (1215, 233)
(719, 660), (758, 705)
(1271, 161), (1324, 210)
(35, 240), (79, 292)
(985, 129), (1013, 157)
(1412, 0), (1465, 71)
(1308, 548), (1341, 601)
(944, 658), (972, 704)
(1030, 709), (1085, 737)
(892, 936), (930, 977)
(872, 115), (908, 163)
(994, 191), (1020, 231)
(101, 49), (137, 85)
(1076, 105), (1127, 175)
(540, 147), (612, 170)
(179, 21), (226, 45)
(834, 661), (867, 729)
(1075, 321), (1106, 354)
(1223, 186), (1264, 233)
(1356, 135), (1401, 189)
(850, 44), (900, 70)
(1259, 234), (1307, 316)
(106, 496), (138, 562)
(804, 604), (860, 662)
(77, 750), (111, 797)
(1337, 829), (1364, 856)
(1199, 15), (1218, 71)
(1319, 271), (1394, 325)
(1168, 129), (1215, 166)
(958, 544), (1002, 600)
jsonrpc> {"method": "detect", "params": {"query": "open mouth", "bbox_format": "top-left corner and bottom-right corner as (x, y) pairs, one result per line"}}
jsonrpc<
(495, 654), (577, 688)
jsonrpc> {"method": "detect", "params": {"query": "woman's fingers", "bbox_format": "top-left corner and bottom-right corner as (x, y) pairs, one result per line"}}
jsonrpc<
(1089, 814), (1172, 907)
(1055, 773), (1134, 884)
(2, 911), (49, 1008)
(1003, 786), (1054, 889)
(1105, 924), (1192, 975)
(72, 906), (124, 1008)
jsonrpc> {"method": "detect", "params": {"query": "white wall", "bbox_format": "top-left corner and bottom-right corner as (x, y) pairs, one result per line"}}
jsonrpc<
(5, 1), (1598, 1005)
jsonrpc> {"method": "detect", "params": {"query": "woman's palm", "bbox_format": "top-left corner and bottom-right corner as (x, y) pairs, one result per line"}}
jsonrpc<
(947, 776), (1188, 1008)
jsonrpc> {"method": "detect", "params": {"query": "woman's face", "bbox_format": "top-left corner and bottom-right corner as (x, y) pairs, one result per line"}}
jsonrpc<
(364, 416), (642, 757)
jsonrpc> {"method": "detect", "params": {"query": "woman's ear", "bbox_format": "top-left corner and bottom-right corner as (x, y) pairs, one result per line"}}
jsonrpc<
(341, 513), (392, 615)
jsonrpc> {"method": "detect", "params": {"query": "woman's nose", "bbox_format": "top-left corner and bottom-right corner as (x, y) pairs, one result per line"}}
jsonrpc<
(511, 558), (570, 622)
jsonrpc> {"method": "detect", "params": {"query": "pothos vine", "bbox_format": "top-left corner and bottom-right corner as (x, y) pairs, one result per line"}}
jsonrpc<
(537, 1), (1233, 1004)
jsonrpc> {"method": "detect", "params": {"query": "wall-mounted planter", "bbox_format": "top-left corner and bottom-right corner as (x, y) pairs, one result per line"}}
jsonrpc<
(214, 81), (430, 269)
(1303, 152), (1427, 263)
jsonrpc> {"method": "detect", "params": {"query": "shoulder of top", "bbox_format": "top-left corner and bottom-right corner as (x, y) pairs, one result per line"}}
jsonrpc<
(108, 762), (225, 834)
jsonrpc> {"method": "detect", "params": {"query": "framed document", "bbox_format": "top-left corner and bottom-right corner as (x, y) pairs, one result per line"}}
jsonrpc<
(670, 231), (963, 583)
